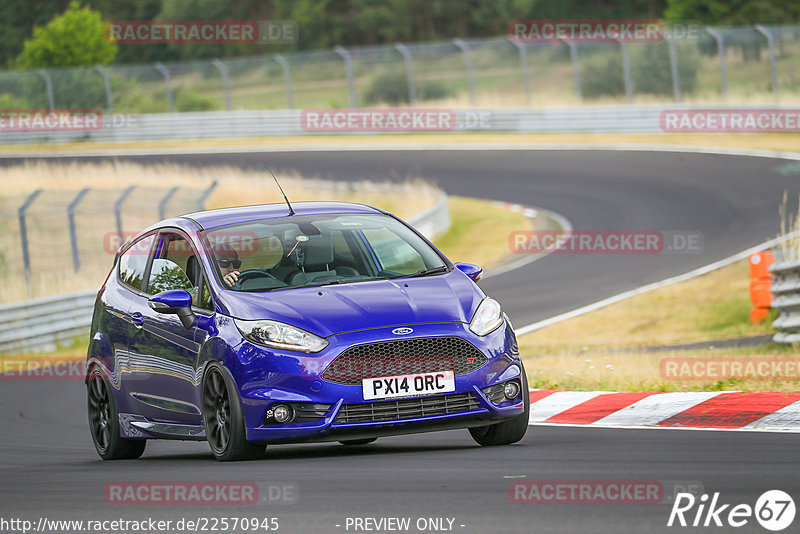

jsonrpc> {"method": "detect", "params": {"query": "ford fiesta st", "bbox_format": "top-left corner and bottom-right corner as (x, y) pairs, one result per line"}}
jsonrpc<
(86, 201), (529, 461)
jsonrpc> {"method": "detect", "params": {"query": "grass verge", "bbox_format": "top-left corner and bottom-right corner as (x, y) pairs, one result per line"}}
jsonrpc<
(2, 132), (799, 155)
(518, 258), (792, 392)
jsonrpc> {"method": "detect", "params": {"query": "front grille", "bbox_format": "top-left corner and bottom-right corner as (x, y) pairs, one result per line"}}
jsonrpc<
(322, 337), (488, 385)
(334, 392), (480, 424)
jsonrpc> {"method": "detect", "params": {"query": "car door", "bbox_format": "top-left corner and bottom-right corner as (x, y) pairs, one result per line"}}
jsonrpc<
(126, 230), (212, 425)
(99, 232), (157, 414)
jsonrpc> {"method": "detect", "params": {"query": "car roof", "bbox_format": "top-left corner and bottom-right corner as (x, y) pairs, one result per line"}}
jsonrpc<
(180, 201), (386, 231)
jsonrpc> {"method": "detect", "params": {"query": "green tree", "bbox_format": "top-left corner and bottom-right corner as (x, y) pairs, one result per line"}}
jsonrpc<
(0, 0), (72, 66)
(15, 1), (117, 69)
(665, 0), (800, 24)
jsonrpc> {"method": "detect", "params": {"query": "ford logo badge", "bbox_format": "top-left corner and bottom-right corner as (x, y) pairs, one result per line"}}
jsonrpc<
(392, 327), (413, 335)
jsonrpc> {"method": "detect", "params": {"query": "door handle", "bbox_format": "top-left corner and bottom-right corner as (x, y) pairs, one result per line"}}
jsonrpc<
(130, 312), (144, 328)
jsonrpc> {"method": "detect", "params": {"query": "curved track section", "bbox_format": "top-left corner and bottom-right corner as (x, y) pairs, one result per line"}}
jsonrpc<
(1, 149), (798, 533)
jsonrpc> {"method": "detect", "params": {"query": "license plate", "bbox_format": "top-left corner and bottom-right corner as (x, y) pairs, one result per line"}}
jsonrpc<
(362, 370), (455, 401)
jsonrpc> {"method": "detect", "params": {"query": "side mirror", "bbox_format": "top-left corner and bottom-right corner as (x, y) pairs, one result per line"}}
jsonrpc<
(148, 289), (195, 329)
(455, 262), (483, 281)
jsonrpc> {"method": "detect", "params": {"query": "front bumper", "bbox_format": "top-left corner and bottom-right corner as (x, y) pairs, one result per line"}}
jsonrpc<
(233, 321), (524, 443)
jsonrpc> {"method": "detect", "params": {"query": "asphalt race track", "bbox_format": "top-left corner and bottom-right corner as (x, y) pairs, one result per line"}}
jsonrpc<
(1, 149), (799, 533)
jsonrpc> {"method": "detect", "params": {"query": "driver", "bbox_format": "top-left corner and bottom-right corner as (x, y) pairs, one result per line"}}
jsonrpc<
(211, 243), (241, 287)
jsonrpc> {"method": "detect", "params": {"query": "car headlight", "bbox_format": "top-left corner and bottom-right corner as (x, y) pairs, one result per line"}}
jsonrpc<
(469, 297), (504, 336)
(234, 319), (328, 353)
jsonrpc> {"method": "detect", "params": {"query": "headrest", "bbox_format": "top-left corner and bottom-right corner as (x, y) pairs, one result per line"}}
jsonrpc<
(302, 235), (334, 267)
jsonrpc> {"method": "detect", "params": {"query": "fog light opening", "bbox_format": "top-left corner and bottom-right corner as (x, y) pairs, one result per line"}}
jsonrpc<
(503, 381), (520, 400)
(266, 404), (294, 424)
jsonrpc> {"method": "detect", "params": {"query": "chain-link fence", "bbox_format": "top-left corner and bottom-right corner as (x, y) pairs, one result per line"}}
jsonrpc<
(0, 184), (216, 304)
(1, 24), (798, 112)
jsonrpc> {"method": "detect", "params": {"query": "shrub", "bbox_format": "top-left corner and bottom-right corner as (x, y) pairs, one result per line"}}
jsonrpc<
(174, 89), (219, 112)
(364, 70), (453, 105)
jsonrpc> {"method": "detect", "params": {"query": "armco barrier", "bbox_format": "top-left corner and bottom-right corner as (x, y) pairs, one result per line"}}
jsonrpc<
(0, 106), (770, 145)
(770, 259), (800, 344)
(0, 194), (450, 354)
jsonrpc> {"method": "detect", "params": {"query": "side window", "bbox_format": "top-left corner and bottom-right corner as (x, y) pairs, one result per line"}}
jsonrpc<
(147, 233), (214, 312)
(147, 234), (197, 295)
(118, 234), (155, 291)
(195, 276), (214, 312)
(361, 228), (426, 274)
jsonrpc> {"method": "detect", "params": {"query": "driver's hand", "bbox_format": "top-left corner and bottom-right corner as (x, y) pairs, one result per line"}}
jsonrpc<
(223, 270), (239, 287)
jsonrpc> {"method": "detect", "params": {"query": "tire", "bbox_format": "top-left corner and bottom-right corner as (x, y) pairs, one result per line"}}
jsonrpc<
(339, 438), (377, 446)
(87, 368), (146, 460)
(469, 368), (530, 447)
(202, 364), (265, 462)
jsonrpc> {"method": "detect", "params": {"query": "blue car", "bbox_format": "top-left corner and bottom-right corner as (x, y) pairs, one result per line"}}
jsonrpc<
(86, 201), (529, 461)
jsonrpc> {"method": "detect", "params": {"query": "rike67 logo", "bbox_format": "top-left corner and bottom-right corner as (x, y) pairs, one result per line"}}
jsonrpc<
(668, 490), (795, 531)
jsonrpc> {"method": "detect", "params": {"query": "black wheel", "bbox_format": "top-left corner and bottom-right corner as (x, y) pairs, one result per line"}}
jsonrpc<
(339, 438), (377, 446)
(87, 368), (146, 460)
(202, 364), (265, 461)
(470, 369), (530, 447)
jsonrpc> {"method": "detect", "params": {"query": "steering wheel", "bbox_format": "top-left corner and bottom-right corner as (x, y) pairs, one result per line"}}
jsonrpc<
(233, 269), (278, 286)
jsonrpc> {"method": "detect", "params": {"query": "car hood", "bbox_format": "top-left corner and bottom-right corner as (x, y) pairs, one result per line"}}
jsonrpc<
(216, 271), (485, 337)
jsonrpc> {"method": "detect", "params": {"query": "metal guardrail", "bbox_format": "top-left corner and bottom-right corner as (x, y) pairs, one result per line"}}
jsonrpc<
(770, 259), (800, 344)
(0, 194), (451, 354)
(0, 290), (96, 354)
(2, 105), (790, 144)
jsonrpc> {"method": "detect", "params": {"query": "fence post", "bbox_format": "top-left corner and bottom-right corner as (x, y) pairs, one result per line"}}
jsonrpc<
(754, 24), (779, 102)
(453, 39), (476, 105)
(274, 54), (293, 109)
(560, 40), (582, 103)
(705, 27), (728, 100)
(198, 181), (218, 211)
(618, 40), (633, 103)
(154, 63), (174, 113)
(37, 69), (55, 110)
(159, 186), (180, 221)
(211, 59), (232, 111)
(394, 42), (417, 104)
(665, 34), (681, 102)
(334, 46), (357, 107)
(68, 188), (90, 273)
(114, 186), (136, 244)
(94, 65), (114, 115)
(18, 189), (43, 280)
(510, 40), (531, 105)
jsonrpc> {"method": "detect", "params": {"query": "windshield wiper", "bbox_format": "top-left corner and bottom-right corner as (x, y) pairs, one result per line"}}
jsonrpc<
(395, 266), (448, 279)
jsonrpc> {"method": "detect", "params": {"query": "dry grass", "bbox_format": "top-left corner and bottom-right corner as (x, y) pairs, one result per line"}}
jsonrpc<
(0, 161), (441, 303)
(518, 258), (788, 392)
(434, 197), (533, 270)
(525, 345), (800, 393)
(519, 258), (772, 354)
(0, 160), (440, 215)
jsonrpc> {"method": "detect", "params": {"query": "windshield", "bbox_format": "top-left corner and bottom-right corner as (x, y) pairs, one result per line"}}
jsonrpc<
(201, 213), (447, 292)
